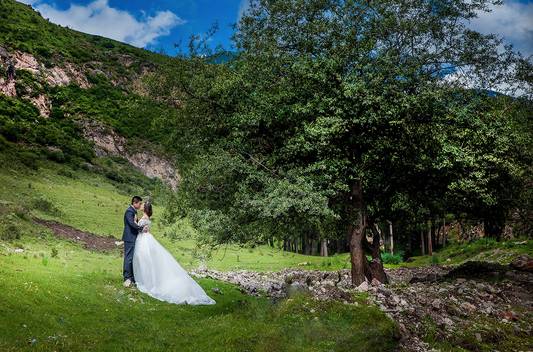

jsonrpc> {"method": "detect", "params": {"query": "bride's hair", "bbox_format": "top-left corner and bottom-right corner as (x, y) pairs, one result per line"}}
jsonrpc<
(144, 202), (153, 217)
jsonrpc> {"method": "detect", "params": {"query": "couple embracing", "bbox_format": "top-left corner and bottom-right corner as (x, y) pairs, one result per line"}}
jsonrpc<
(122, 196), (215, 305)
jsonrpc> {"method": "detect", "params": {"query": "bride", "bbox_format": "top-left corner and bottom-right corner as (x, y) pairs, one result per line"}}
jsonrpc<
(132, 202), (215, 305)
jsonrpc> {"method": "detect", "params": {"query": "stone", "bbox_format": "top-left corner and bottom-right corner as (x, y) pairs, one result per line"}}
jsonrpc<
(442, 317), (454, 327)
(461, 302), (476, 313)
(286, 282), (309, 297)
(30, 94), (51, 117)
(0, 78), (16, 97)
(356, 281), (369, 292)
(371, 278), (382, 286)
(475, 333), (482, 342)
(501, 311), (519, 322)
(510, 255), (533, 272)
(0, 46), (9, 59)
(431, 299), (441, 310)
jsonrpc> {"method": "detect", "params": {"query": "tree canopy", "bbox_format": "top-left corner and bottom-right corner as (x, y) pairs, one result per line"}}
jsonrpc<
(152, 0), (532, 285)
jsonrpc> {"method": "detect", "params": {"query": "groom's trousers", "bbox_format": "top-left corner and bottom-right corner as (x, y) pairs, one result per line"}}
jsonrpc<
(123, 241), (135, 281)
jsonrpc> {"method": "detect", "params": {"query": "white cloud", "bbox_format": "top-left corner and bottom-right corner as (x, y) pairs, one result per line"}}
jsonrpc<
(469, 0), (533, 56)
(238, 0), (251, 21)
(22, 0), (184, 48)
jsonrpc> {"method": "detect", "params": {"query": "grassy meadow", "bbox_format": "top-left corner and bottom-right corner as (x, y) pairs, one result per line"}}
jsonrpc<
(0, 154), (398, 351)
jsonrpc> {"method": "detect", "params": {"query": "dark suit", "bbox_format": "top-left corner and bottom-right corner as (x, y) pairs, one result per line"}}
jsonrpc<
(122, 205), (140, 281)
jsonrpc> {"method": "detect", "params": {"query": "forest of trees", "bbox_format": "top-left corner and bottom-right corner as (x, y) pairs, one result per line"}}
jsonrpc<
(150, 0), (532, 285)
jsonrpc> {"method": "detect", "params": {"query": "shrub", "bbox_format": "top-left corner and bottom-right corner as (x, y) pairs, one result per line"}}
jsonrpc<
(45, 148), (65, 163)
(431, 254), (441, 265)
(18, 150), (40, 170)
(0, 134), (9, 150)
(31, 197), (62, 216)
(0, 223), (21, 241)
(57, 168), (76, 179)
(381, 251), (404, 265)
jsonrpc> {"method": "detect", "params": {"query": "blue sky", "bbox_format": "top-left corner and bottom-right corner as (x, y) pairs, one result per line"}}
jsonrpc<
(19, 0), (533, 57)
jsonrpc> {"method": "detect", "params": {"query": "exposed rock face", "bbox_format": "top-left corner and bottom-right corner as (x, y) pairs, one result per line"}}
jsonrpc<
(29, 94), (51, 117)
(0, 50), (90, 116)
(0, 78), (16, 97)
(13, 51), (40, 74)
(47, 62), (90, 88)
(81, 119), (180, 189)
(45, 66), (71, 87)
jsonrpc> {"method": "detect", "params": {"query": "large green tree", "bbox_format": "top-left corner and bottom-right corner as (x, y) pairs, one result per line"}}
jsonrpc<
(154, 0), (530, 285)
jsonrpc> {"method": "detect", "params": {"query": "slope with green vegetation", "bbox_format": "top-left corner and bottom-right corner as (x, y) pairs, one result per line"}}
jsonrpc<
(0, 148), (400, 351)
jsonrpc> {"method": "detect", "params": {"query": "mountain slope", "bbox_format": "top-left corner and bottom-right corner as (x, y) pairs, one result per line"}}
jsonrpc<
(0, 0), (187, 188)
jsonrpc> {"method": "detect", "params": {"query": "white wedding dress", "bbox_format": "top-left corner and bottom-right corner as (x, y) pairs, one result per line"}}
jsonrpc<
(132, 217), (215, 305)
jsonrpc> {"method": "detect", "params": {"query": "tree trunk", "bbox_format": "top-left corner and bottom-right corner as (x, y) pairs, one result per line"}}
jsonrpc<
(320, 239), (328, 257)
(427, 220), (433, 256)
(368, 223), (389, 284)
(387, 220), (394, 255)
(420, 228), (426, 255)
(442, 214), (448, 248)
(311, 239), (318, 256)
(349, 182), (367, 286)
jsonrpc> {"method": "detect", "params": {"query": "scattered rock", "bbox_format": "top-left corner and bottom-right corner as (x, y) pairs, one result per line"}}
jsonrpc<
(0, 77), (16, 97)
(29, 94), (51, 117)
(192, 260), (533, 352)
(431, 299), (441, 310)
(356, 280), (369, 292)
(510, 255), (533, 273)
(371, 278), (382, 286)
(500, 311), (519, 322)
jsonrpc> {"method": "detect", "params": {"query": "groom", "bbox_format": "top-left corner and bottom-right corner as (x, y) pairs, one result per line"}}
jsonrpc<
(122, 196), (143, 288)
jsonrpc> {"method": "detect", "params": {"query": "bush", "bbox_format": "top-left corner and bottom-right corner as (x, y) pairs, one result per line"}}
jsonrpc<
(381, 251), (404, 265)
(0, 222), (21, 241)
(31, 197), (62, 216)
(431, 254), (441, 265)
(18, 150), (40, 170)
(45, 148), (65, 163)
(0, 134), (9, 150)
(57, 168), (77, 179)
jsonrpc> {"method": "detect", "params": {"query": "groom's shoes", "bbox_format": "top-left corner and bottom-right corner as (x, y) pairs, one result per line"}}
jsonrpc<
(123, 279), (132, 288)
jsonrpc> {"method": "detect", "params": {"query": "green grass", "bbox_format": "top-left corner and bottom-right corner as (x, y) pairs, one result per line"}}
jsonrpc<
(399, 238), (533, 268)
(0, 232), (398, 352)
(0, 153), (401, 351)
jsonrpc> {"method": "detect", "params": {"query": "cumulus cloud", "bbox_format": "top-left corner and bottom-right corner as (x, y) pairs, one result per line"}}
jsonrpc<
(469, 0), (533, 56)
(22, 0), (184, 48)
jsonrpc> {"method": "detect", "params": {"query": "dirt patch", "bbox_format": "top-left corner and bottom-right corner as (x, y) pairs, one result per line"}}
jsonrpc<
(34, 218), (120, 252)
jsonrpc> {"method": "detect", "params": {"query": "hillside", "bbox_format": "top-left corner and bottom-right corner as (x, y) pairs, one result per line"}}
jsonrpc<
(0, 0), (186, 189)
